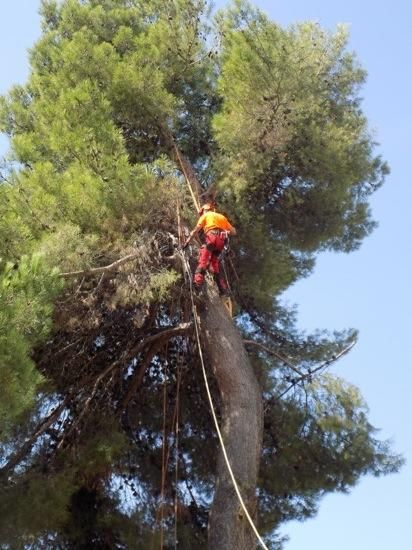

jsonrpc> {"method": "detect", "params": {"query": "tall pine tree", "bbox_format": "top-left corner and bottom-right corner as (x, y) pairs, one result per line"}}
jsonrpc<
(0, 1), (400, 548)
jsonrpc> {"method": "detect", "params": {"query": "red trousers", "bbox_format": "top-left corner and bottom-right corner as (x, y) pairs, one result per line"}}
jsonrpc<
(194, 231), (228, 294)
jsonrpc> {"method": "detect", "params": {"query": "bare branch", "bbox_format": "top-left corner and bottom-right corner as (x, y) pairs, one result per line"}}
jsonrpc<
(136, 322), (193, 350)
(303, 339), (357, 378)
(0, 396), (71, 477)
(60, 253), (139, 278)
(121, 343), (160, 411)
(1, 323), (193, 474)
(276, 339), (357, 399)
(243, 339), (304, 376)
(58, 322), (193, 445)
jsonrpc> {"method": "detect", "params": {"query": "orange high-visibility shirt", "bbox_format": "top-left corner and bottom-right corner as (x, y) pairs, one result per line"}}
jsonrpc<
(196, 211), (235, 233)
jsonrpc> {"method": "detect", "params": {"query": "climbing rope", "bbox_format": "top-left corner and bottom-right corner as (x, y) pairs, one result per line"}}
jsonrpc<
(173, 144), (200, 211)
(179, 250), (269, 550)
(159, 359), (168, 550)
(173, 352), (183, 550)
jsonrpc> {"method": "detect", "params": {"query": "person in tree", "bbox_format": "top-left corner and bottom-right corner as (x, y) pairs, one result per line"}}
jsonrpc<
(183, 203), (236, 295)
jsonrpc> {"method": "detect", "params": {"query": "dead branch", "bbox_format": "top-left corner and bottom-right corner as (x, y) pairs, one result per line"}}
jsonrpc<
(301, 339), (357, 379)
(276, 339), (357, 399)
(1, 322), (193, 475)
(60, 252), (139, 278)
(0, 396), (71, 477)
(121, 342), (161, 411)
(243, 339), (304, 376)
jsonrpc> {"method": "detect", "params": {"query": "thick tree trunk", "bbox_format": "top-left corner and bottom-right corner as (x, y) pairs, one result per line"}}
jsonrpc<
(165, 133), (263, 548)
(198, 286), (263, 550)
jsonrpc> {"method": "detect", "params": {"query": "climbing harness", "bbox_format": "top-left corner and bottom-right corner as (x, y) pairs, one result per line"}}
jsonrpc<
(191, 229), (232, 309)
(179, 249), (269, 550)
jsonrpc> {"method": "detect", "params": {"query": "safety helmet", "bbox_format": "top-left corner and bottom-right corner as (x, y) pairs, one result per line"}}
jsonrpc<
(198, 203), (214, 216)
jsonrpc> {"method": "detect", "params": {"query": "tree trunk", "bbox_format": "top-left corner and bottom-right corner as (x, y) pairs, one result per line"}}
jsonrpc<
(165, 133), (263, 547)
(198, 286), (263, 550)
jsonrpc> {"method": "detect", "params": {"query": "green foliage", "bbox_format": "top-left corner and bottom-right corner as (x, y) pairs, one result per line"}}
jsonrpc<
(0, 470), (74, 545)
(74, 422), (127, 477)
(114, 267), (181, 306)
(38, 223), (99, 273)
(0, 0), (398, 547)
(0, 421), (128, 547)
(213, 1), (389, 304)
(259, 375), (403, 530)
(0, 255), (62, 433)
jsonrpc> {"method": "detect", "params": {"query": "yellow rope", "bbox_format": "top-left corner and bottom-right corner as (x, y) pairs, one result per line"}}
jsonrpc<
(174, 354), (182, 549)
(160, 361), (168, 550)
(180, 252), (269, 550)
(173, 144), (200, 212)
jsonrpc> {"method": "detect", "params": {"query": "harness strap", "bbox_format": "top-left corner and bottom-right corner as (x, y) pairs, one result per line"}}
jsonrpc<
(207, 229), (229, 237)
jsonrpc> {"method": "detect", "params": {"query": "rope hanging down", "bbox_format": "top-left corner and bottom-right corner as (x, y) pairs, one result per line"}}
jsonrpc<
(173, 143), (200, 212)
(174, 144), (267, 546)
(179, 250), (269, 550)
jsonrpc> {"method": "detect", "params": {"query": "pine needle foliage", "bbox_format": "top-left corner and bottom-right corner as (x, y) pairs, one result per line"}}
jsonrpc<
(0, 1), (401, 547)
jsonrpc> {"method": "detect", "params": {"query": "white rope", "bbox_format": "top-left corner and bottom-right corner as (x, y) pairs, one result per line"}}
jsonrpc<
(180, 251), (269, 550)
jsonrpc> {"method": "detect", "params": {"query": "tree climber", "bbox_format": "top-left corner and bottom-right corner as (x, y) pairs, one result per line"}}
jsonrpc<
(182, 203), (236, 295)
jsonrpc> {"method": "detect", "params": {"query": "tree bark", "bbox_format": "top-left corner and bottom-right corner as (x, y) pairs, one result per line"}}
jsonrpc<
(198, 286), (263, 550)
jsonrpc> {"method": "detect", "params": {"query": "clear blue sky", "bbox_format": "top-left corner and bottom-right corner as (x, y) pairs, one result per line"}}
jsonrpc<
(1, 2), (410, 549)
